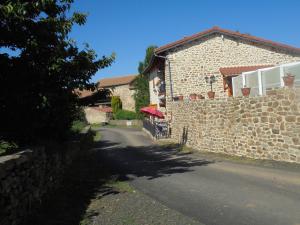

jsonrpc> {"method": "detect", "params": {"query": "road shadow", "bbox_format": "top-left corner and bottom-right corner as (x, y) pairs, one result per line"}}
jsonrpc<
(23, 134), (213, 225)
(94, 139), (213, 180)
(22, 141), (119, 225)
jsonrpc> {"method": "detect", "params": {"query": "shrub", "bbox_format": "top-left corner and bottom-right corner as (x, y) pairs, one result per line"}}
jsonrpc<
(71, 120), (87, 133)
(111, 96), (122, 115)
(114, 110), (138, 120)
(0, 140), (18, 156)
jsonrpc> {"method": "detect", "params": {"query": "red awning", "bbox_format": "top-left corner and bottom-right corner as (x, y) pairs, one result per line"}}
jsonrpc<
(140, 107), (164, 119)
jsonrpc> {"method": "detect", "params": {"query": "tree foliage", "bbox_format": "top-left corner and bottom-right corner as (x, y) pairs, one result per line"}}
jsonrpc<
(111, 96), (122, 115)
(137, 45), (157, 74)
(0, 0), (115, 144)
(134, 45), (157, 117)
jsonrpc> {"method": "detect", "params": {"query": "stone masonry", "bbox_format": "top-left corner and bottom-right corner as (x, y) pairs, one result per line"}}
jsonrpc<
(0, 140), (85, 225)
(169, 88), (300, 164)
(84, 107), (111, 124)
(163, 34), (300, 102)
(110, 84), (136, 111)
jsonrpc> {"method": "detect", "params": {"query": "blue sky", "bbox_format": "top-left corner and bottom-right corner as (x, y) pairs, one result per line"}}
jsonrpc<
(71, 0), (300, 82)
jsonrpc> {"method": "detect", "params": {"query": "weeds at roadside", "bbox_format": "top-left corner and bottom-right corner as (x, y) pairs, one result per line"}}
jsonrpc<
(71, 120), (87, 133)
(158, 141), (300, 171)
(156, 141), (194, 154)
(0, 140), (18, 156)
(93, 131), (101, 142)
(106, 179), (135, 193)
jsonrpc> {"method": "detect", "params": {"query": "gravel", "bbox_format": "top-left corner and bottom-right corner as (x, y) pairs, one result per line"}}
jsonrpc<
(86, 184), (203, 225)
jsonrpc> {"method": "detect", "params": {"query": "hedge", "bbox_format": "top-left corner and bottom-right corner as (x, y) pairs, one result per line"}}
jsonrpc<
(114, 110), (138, 120)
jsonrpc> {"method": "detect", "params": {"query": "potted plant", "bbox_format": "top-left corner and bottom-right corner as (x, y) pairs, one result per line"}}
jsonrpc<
(283, 73), (295, 87)
(189, 93), (197, 100)
(205, 75), (216, 99)
(241, 85), (251, 97)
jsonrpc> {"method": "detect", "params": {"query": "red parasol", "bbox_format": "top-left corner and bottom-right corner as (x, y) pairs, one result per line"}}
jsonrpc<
(140, 107), (164, 118)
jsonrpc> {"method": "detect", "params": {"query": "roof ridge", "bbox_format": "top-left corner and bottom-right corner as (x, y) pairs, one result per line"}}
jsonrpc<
(155, 26), (300, 54)
(220, 64), (273, 68)
(97, 74), (138, 88)
(98, 74), (137, 81)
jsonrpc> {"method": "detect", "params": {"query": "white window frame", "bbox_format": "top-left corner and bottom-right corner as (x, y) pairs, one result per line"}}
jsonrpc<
(234, 61), (300, 97)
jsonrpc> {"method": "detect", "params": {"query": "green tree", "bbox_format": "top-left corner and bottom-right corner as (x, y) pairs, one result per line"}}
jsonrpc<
(134, 45), (157, 117)
(0, 1), (115, 144)
(111, 96), (122, 115)
(137, 45), (157, 74)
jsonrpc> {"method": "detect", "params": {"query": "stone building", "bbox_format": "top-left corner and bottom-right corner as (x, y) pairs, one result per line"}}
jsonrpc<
(145, 26), (300, 113)
(98, 75), (137, 111)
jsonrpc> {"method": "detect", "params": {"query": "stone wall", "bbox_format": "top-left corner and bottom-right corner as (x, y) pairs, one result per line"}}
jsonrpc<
(163, 34), (300, 102)
(169, 88), (300, 164)
(110, 84), (136, 111)
(149, 68), (160, 106)
(84, 107), (111, 124)
(109, 119), (142, 127)
(0, 137), (89, 225)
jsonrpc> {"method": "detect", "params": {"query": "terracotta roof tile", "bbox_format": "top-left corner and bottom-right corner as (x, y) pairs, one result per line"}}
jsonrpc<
(91, 106), (112, 113)
(155, 26), (300, 54)
(98, 75), (137, 88)
(74, 89), (96, 98)
(220, 65), (273, 77)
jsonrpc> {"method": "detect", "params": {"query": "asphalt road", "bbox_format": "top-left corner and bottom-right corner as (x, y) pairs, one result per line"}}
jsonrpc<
(96, 127), (300, 225)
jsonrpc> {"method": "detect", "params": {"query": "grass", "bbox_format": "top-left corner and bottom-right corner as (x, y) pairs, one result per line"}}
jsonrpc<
(156, 141), (194, 154)
(90, 123), (142, 130)
(93, 131), (101, 142)
(178, 145), (194, 153)
(106, 180), (135, 193)
(114, 110), (138, 120)
(71, 120), (87, 133)
(194, 150), (300, 170)
(158, 141), (300, 171)
(90, 123), (104, 130)
(121, 217), (138, 225)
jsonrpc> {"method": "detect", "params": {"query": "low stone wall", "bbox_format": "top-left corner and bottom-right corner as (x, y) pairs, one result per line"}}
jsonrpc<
(0, 136), (89, 225)
(169, 88), (300, 164)
(84, 107), (111, 124)
(109, 119), (142, 127)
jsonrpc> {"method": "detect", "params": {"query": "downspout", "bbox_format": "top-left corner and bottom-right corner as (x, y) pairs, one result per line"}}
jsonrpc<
(154, 53), (174, 101)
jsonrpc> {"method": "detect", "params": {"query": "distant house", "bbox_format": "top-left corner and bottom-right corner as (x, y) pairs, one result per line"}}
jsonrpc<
(98, 75), (137, 111)
(74, 74), (137, 124)
(145, 26), (300, 113)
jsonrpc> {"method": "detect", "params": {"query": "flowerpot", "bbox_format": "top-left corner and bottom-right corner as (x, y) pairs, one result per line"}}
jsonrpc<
(189, 93), (197, 100)
(197, 94), (205, 100)
(241, 87), (251, 97)
(283, 75), (295, 88)
(178, 95), (184, 101)
(207, 91), (215, 99)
